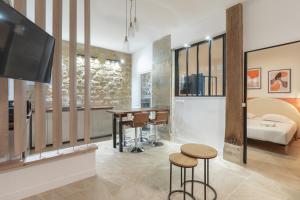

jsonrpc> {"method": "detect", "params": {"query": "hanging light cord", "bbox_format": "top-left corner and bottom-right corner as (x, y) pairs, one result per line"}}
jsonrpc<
(135, 0), (137, 19)
(125, 0), (128, 36)
(130, 0), (133, 23)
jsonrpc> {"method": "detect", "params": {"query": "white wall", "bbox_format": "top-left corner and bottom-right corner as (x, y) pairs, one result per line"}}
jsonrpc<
(131, 44), (153, 108)
(171, 9), (227, 151)
(173, 97), (226, 152)
(0, 149), (96, 200)
(131, 0), (300, 152)
(248, 42), (300, 98)
(243, 0), (300, 52)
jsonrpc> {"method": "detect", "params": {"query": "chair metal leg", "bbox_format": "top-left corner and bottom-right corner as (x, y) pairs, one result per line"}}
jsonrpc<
(152, 125), (163, 147)
(139, 127), (148, 143)
(131, 127), (144, 153)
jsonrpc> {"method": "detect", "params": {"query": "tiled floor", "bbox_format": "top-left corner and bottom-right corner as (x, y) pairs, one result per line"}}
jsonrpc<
(24, 137), (300, 200)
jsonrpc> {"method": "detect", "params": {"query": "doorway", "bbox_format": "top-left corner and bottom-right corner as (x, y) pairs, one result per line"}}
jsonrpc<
(244, 40), (300, 163)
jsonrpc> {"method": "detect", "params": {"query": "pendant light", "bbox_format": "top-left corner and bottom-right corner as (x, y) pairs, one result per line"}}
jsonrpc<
(128, 0), (135, 37)
(134, 0), (139, 32)
(123, 0), (129, 51)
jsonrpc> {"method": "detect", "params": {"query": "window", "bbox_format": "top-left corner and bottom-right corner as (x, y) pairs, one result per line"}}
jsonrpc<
(175, 34), (226, 97)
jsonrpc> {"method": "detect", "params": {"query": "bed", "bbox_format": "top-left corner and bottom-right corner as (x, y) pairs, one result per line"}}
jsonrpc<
(247, 98), (300, 151)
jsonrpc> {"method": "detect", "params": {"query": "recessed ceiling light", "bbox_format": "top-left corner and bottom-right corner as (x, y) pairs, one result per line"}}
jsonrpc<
(183, 44), (190, 48)
(205, 36), (212, 41)
(120, 59), (125, 64)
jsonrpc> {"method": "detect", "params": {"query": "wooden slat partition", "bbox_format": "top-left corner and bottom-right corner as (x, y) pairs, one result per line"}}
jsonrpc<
(52, 0), (63, 149)
(84, 0), (91, 144)
(14, 0), (27, 156)
(225, 3), (244, 145)
(69, 0), (78, 146)
(34, 0), (46, 153)
(0, 79), (9, 156)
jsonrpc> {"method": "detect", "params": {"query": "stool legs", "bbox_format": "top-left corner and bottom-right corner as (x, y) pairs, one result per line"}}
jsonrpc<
(183, 168), (186, 200)
(181, 167), (183, 186)
(152, 124), (163, 147)
(169, 163), (172, 194)
(180, 159), (217, 200)
(168, 163), (195, 200)
(204, 159), (207, 200)
(139, 127), (149, 143)
(131, 127), (144, 153)
(191, 167), (194, 196)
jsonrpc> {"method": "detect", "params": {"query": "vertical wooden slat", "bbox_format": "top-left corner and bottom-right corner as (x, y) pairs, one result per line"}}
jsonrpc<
(52, 0), (63, 149)
(0, 79), (9, 157)
(69, 0), (78, 146)
(225, 4), (244, 145)
(14, 0), (27, 156)
(34, 0), (46, 153)
(84, 0), (91, 144)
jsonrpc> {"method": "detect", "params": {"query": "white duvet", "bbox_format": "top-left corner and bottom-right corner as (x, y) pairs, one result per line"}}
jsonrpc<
(247, 117), (297, 145)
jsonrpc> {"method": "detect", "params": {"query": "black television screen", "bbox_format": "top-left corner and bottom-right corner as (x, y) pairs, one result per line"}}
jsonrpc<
(0, 1), (55, 83)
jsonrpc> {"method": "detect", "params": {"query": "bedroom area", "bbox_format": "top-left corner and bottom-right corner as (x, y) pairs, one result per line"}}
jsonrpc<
(246, 40), (300, 156)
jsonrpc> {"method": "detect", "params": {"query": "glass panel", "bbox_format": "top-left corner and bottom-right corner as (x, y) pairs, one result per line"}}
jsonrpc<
(198, 42), (209, 96)
(178, 49), (187, 96)
(187, 46), (197, 96)
(211, 38), (224, 96)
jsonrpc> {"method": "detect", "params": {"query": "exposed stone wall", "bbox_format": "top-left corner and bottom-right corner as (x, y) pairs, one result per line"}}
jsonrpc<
(28, 42), (132, 109)
(152, 35), (172, 108)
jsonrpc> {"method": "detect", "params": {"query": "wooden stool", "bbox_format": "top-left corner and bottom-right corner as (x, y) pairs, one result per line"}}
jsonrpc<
(169, 153), (197, 200)
(181, 144), (218, 200)
(129, 112), (149, 153)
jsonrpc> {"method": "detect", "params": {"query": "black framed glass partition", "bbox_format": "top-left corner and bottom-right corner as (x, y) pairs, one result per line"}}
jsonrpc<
(175, 34), (226, 97)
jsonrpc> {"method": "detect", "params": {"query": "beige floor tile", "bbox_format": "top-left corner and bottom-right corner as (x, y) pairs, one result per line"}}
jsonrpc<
(24, 138), (300, 200)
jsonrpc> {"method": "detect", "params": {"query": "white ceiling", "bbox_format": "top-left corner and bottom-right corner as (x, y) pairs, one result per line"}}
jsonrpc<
(26, 0), (244, 53)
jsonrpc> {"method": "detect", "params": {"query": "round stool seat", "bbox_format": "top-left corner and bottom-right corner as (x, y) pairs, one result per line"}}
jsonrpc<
(181, 144), (217, 159)
(169, 153), (198, 168)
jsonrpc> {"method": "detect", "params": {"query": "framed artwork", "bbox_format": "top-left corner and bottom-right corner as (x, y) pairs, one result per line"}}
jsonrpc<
(268, 69), (291, 93)
(247, 68), (261, 89)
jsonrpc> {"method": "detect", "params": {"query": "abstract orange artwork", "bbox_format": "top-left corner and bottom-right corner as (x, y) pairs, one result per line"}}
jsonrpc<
(268, 69), (291, 93)
(247, 68), (261, 89)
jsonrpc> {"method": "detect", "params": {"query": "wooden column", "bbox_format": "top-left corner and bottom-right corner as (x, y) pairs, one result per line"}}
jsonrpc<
(69, 0), (78, 146)
(14, 0), (27, 156)
(34, 0), (46, 153)
(52, 0), (63, 149)
(0, 79), (8, 156)
(84, 0), (91, 144)
(225, 4), (244, 146)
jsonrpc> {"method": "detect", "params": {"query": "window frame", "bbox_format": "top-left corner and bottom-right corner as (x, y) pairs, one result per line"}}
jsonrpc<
(174, 34), (226, 97)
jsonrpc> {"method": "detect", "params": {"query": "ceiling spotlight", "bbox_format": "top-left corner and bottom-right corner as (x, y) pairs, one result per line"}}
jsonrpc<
(120, 59), (125, 64)
(205, 36), (212, 41)
(183, 44), (190, 48)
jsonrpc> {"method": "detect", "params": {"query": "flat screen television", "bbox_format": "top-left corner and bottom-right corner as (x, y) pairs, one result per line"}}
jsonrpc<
(0, 1), (55, 83)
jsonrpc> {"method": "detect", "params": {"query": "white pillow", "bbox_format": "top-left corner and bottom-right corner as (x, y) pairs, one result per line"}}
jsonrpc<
(247, 113), (256, 119)
(262, 114), (291, 123)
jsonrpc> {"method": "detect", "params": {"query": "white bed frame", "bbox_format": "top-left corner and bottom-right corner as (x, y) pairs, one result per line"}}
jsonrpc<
(248, 98), (300, 151)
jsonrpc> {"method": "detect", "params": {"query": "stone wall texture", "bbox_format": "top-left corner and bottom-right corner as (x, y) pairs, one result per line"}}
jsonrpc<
(28, 41), (132, 109)
(152, 35), (172, 107)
